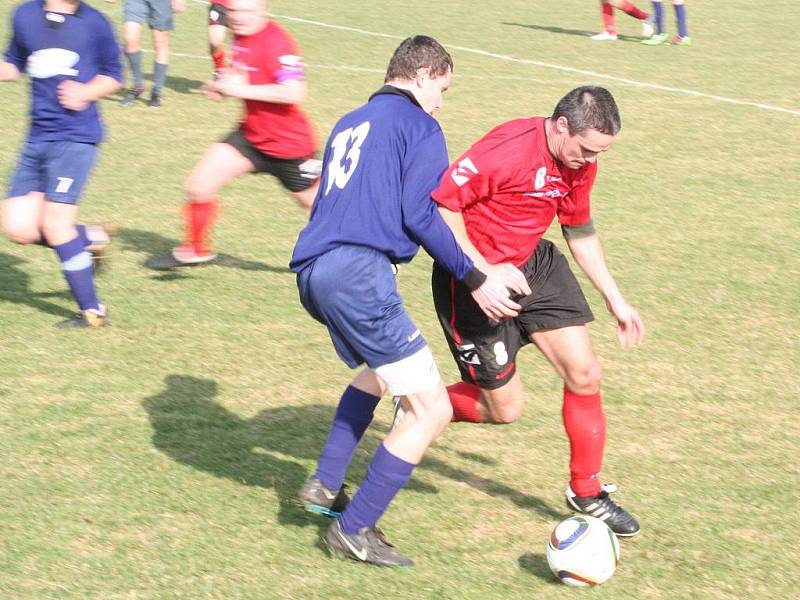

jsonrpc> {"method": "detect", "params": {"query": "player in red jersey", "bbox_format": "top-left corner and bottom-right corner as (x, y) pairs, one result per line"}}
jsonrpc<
(152, 0), (320, 268)
(207, 0), (229, 75)
(426, 86), (645, 536)
(592, 0), (654, 41)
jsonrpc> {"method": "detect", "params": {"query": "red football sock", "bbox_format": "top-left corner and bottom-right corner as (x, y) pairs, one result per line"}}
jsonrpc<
(211, 50), (225, 71)
(601, 3), (616, 34)
(447, 381), (483, 423)
(183, 199), (219, 254)
(562, 388), (605, 497)
(618, 1), (648, 20)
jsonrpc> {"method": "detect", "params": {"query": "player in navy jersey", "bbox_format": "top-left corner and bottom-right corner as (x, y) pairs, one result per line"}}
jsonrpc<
(1, 0), (122, 327)
(291, 36), (529, 567)
(431, 87), (645, 536)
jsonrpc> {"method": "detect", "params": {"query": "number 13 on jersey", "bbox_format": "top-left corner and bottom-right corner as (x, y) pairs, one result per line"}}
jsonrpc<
(325, 121), (371, 195)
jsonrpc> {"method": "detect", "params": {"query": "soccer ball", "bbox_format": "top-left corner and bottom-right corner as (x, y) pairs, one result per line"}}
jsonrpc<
(546, 515), (620, 587)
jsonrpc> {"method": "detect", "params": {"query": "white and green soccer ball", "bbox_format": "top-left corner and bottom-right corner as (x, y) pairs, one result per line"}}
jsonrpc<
(546, 515), (620, 587)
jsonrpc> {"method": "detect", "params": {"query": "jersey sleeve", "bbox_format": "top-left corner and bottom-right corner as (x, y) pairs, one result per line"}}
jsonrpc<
(431, 148), (499, 213)
(273, 28), (306, 83)
(3, 8), (27, 71)
(401, 128), (477, 283)
(94, 14), (123, 82)
(557, 162), (597, 227)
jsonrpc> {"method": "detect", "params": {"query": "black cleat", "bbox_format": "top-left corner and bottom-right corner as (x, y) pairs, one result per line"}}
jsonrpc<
(120, 86), (145, 106)
(298, 475), (349, 517)
(148, 89), (162, 108)
(324, 519), (414, 567)
(566, 483), (640, 537)
(56, 305), (109, 329)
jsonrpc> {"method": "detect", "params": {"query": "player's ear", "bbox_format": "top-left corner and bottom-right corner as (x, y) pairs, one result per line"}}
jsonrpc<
(555, 116), (571, 134)
(415, 67), (431, 87)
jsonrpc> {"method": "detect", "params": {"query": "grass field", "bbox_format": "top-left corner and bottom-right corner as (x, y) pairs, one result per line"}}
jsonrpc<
(1, 0), (798, 598)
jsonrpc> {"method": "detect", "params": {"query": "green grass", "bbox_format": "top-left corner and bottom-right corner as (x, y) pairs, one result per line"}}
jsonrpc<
(1, 0), (798, 597)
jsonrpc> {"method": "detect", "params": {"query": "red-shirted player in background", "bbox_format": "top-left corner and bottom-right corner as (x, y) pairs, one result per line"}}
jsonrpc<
(426, 86), (645, 536)
(592, 0), (654, 41)
(207, 0), (229, 75)
(153, 0), (319, 268)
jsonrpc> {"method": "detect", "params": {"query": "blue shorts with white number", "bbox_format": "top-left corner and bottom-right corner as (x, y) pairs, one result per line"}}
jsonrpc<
(8, 141), (98, 204)
(296, 245), (427, 369)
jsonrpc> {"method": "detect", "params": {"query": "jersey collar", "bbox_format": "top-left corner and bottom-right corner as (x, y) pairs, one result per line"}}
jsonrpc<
(368, 85), (423, 110)
(41, 0), (84, 19)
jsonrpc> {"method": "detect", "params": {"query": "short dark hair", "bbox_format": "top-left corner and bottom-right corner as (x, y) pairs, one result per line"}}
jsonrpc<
(385, 35), (453, 82)
(552, 86), (621, 136)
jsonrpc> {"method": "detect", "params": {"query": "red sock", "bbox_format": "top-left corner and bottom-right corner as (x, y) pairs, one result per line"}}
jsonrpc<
(562, 388), (605, 497)
(447, 382), (483, 423)
(211, 50), (225, 71)
(618, 1), (648, 20)
(601, 3), (616, 34)
(183, 199), (219, 254)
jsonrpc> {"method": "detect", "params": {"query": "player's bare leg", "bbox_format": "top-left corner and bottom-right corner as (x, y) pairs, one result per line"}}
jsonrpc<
(209, 23), (227, 75)
(121, 22), (146, 105)
(2, 192), (45, 245)
(290, 179), (319, 215)
(151, 143), (254, 268)
(532, 325), (639, 536)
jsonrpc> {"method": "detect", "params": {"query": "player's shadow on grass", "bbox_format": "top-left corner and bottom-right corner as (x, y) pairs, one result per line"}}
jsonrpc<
(0, 251), (75, 318)
(118, 228), (291, 275)
(518, 552), (559, 584)
(144, 375), (560, 533)
(503, 21), (642, 42)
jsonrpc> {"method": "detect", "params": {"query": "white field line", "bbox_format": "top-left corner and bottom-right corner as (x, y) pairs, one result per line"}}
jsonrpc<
(184, 2), (799, 116)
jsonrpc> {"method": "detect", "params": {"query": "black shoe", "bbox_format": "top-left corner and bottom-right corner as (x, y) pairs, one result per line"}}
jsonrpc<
(298, 475), (349, 517)
(148, 89), (161, 108)
(324, 519), (414, 567)
(566, 483), (640, 537)
(120, 86), (145, 106)
(56, 305), (109, 329)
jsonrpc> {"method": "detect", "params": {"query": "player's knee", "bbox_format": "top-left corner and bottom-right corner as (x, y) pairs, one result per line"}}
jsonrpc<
(564, 360), (602, 394)
(2, 222), (39, 245)
(491, 399), (524, 424)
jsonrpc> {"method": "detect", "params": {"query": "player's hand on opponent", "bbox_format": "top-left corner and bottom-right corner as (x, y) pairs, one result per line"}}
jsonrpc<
(483, 262), (531, 298)
(57, 80), (92, 111)
(172, 0), (187, 13)
(606, 298), (645, 347)
(471, 274), (523, 320)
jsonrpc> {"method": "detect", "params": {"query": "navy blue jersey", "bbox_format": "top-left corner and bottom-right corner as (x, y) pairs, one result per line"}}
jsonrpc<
(291, 87), (479, 285)
(4, 0), (122, 144)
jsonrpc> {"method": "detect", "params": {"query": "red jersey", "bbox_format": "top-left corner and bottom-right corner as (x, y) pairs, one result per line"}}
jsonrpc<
(231, 21), (317, 158)
(432, 117), (596, 267)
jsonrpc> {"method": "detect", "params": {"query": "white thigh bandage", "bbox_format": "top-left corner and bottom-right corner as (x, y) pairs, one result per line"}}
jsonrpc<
(373, 346), (441, 396)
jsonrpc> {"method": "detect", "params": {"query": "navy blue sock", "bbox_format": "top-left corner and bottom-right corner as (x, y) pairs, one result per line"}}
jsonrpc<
(674, 3), (688, 37)
(315, 386), (381, 491)
(125, 51), (144, 88)
(153, 62), (168, 93)
(75, 224), (90, 248)
(652, 1), (664, 33)
(339, 444), (415, 534)
(54, 236), (100, 311)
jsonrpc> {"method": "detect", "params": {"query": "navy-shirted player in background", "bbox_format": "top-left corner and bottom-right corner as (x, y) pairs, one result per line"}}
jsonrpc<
(291, 36), (530, 567)
(1, 0), (122, 327)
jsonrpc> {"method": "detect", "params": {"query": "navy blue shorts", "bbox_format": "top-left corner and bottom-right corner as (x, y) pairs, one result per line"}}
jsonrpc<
(123, 0), (174, 31)
(8, 141), (98, 204)
(296, 245), (427, 369)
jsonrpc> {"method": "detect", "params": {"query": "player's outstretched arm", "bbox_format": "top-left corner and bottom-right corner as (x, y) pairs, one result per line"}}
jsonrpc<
(213, 69), (307, 104)
(566, 232), (645, 347)
(0, 61), (20, 82)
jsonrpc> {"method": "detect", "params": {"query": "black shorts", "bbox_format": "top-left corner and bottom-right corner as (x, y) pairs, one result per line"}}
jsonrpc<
(432, 239), (594, 390)
(208, 3), (228, 27)
(222, 129), (320, 192)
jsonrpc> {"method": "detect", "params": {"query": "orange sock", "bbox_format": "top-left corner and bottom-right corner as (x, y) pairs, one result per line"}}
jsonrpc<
(211, 50), (225, 72)
(601, 3), (617, 34)
(183, 199), (219, 254)
(447, 381), (483, 423)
